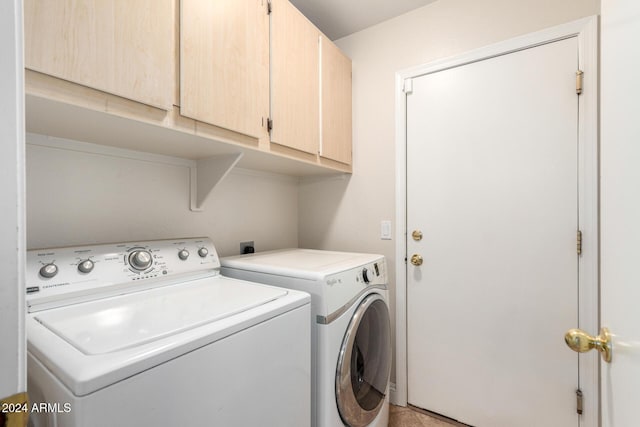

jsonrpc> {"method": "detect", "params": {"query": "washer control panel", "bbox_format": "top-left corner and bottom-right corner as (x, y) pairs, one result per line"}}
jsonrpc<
(26, 237), (219, 305)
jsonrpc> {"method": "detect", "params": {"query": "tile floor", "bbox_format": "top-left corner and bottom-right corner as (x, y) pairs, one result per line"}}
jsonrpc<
(389, 404), (469, 427)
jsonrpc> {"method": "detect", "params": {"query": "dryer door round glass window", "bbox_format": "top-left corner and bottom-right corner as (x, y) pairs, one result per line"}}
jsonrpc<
(335, 293), (391, 427)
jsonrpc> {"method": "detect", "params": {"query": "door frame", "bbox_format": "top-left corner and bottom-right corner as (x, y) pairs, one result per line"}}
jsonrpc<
(393, 16), (599, 426)
(0, 0), (26, 409)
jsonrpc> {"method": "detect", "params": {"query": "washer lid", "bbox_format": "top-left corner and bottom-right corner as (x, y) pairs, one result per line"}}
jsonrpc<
(34, 278), (287, 355)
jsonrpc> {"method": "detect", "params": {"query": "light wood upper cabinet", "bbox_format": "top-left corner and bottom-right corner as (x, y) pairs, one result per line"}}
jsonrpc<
(320, 37), (352, 165)
(270, 0), (320, 155)
(24, 0), (175, 110)
(24, 0), (352, 174)
(270, 0), (352, 166)
(180, 0), (269, 139)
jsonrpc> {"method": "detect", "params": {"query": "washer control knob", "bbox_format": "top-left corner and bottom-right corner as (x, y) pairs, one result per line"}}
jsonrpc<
(78, 259), (95, 274)
(198, 247), (209, 258)
(39, 263), (58, 279)
(129, 250), (153, 271)
(178, 249), (190, 261)
(362, 268), (371, 284)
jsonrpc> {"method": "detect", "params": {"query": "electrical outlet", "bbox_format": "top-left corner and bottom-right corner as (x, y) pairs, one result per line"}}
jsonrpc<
(240, 241), (255, 254)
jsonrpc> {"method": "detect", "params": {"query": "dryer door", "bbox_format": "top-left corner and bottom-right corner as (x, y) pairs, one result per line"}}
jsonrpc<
(336, 293), (391, 427)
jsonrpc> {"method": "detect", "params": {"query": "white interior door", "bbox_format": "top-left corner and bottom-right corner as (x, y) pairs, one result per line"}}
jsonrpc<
(0, 0), (26, 417)
(601, 0), (640, 425)
(406, 38), (582, 426)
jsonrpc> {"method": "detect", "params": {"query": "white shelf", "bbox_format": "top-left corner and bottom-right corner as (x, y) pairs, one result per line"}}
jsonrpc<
(25, 91), (349, 211)
(26, 94), (348, 177)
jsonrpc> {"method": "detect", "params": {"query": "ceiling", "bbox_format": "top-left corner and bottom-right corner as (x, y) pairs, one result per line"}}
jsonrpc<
(289, 0), (438, 40)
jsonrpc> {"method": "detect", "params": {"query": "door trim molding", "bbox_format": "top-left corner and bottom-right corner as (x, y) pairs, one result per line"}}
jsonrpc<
(393, 16), (599, 427)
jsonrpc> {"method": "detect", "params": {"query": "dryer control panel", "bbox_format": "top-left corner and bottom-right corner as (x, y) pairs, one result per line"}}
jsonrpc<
(26, 237), (219, 311)
(322, 258), (387, 317)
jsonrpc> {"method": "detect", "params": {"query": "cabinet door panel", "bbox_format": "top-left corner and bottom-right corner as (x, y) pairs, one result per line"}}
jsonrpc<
(320, 37), (352, 165)
(270, 0), (319, 155)
(24, 0), (175, 110)
(180, 0), (268, 139)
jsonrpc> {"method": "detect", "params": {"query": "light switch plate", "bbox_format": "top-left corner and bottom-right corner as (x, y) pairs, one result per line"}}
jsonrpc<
(381, 220), (392, 240)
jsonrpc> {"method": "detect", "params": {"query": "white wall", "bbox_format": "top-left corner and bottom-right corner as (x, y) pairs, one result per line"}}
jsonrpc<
(26, 134), (299, 257)
(0, 0), (26, 400)
(298, 0), (600, 386)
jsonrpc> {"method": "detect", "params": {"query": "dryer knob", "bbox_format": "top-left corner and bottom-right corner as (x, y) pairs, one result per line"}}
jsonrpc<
(178, 249), (190, 260)
(362, 268), (371, 284)
(198, 247), (209, 258)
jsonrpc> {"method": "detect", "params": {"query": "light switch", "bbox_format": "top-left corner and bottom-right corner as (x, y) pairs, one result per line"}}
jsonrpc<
(381, 220), (392, 240)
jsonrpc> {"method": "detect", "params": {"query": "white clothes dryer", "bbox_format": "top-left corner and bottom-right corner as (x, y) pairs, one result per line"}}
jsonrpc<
(25, 238), (311, 427)
(221, 249), (391, 427)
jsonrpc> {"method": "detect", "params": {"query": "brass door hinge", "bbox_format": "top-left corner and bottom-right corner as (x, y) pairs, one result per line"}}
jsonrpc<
(266, 0), (272, 14)
(577, 230), (583, 255)
(576, 70), (584, 95)
(576, 389), (583, 415)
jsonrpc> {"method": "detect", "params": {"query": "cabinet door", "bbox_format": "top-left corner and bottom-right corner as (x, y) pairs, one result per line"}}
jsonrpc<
(270, 0), (319, 155)
(24, 0), (175, 110)
(320, 37), (352, 165)
(180, 0), (269, 139)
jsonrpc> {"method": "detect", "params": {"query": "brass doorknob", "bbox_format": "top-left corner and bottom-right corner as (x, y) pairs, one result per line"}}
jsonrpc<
(564, 327), (612, 363)
(410, 254), (423, 266)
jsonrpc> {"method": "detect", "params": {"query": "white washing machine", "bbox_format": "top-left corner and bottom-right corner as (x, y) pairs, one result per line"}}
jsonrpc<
(221, 249), (391, 427)
(25, 237), (311, 427)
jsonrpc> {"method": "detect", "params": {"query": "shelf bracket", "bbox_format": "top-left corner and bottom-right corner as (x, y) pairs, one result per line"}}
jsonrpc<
(190, 152), (243, 211)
